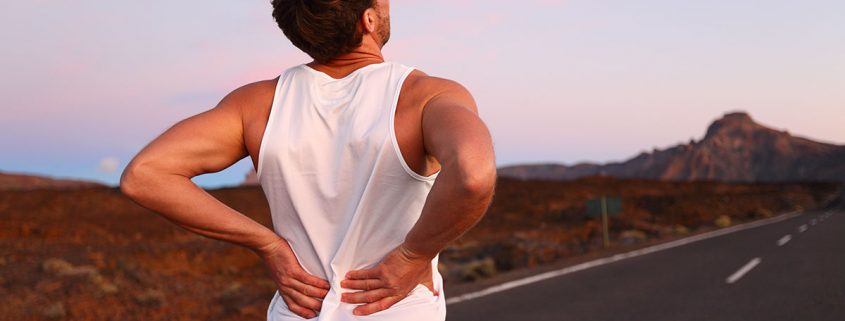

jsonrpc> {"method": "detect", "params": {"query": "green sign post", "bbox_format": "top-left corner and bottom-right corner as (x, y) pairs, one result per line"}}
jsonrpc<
(586, 196), (622, 248)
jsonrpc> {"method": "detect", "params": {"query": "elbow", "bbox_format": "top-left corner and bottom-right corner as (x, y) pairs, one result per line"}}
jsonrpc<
(119, 162), (149, 201)
(119, 165), (139, 199)
(456, 161), (497, 199)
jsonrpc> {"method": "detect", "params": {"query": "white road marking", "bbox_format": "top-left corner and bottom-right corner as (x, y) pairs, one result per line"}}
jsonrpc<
(777, 234), (792, 246)
(726, 257), (762, 284)
(810, 219), (817, 226)
(445, 211), (803, 305)
(798, 224), (808, 233)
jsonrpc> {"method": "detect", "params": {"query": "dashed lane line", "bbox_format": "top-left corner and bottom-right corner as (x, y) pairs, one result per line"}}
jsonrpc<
(777, 234), (792, 247)
(726, 257), (762, 284)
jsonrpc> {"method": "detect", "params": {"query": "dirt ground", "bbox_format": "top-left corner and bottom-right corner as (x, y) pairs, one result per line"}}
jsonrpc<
(0, 177), (838, 320)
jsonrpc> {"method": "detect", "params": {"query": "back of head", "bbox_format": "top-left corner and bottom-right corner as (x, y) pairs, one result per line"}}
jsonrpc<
(271, 0), (381, 63)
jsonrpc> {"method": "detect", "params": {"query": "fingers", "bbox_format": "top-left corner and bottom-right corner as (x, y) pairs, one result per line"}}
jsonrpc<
(340, 258), (438, 316)
(276, 269), (330, 298)
(340, 278), (385, 291)
(274, 272), (330, 316)
(352, 296), (402, 316)
(345, 267), (379, 280)
(299, 273), (331, 290)
(281, 295), (318, 319)
(340, 288), (391, 304)
(259, 240), (327, 292)
(287, 276), (330, 300)
(282, 288), (323, 311)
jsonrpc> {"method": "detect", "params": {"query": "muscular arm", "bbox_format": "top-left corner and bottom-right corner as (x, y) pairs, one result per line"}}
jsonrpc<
(401, 79), (497, 259)
(339, 78), (496, 315)
(121, 80), (331, 318)
(119, 81), (280, 254)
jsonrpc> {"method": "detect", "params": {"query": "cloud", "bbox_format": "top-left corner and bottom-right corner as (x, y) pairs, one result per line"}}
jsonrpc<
(97, 157), (120, 173)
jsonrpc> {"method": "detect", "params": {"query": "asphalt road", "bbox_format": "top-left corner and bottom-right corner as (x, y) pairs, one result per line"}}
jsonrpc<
(446, 196), (845, 321)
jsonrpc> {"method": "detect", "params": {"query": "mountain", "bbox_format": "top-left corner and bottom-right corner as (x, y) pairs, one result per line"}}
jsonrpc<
(0, 170), (106, 191)
(499, 112), (845, 182)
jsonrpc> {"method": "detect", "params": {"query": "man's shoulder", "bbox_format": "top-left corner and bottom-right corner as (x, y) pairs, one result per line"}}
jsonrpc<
(403, 69), (476, 112)
(223, 77), (279, 107)
(405, 69), (468, 95)
(211, 77), (280, 120)
(404, 69), (477, 113)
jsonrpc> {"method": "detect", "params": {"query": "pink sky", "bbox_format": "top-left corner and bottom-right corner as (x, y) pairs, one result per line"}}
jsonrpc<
(1, 0), (843, 187)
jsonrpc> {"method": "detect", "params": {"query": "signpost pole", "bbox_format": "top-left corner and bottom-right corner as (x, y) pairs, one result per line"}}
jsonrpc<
(601, 196), (609, 248)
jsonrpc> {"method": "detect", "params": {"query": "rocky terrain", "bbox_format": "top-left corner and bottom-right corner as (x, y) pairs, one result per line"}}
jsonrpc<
(0, 178), (839, 320)
(499, 112), (845, 182)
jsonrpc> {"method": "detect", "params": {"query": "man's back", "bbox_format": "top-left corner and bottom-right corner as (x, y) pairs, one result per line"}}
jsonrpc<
(121, 2), (496, 320)
(252, 61), (445, 320)
(242, 66), (450, 184)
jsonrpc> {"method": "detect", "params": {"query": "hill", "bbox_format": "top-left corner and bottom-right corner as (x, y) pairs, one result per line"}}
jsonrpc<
(499, 112), (845, 182)
(0, 170), (106, 191)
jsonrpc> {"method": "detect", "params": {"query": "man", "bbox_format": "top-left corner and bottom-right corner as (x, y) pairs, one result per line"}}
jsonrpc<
(120, 0), (496, 320)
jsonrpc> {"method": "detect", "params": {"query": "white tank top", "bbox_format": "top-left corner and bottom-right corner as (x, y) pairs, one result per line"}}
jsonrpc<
(257, 61), (446, 321)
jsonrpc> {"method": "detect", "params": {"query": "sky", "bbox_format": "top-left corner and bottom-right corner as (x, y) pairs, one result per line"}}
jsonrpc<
(1, 0), (843, 188)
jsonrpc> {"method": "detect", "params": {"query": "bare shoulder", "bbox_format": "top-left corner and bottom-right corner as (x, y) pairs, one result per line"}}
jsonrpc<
(217, 77), (280, 115)
(224, 77), (283, 162)
(404, 69), (478, 114)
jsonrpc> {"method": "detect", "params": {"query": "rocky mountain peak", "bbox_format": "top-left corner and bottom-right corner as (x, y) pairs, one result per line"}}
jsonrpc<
(703, 111), (761, 141)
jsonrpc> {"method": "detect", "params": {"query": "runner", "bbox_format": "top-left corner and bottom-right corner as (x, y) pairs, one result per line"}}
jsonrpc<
(120, 1), (497, 320)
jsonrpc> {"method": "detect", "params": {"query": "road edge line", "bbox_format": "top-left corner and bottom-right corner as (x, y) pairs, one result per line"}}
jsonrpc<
(445, 210), (802, 305)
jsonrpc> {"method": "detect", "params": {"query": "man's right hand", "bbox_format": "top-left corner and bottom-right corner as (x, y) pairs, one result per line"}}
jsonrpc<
(255, 237), (331, 319)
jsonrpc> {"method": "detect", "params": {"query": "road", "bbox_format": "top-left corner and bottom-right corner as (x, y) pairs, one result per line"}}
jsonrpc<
(446, 195), (845, 321)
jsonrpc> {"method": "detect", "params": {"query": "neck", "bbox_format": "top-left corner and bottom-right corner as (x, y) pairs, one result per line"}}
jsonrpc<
(306, 37), (385, 76)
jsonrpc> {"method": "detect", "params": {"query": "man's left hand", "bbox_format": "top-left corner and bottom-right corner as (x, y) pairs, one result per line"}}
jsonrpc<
(339, 244), (438, 316)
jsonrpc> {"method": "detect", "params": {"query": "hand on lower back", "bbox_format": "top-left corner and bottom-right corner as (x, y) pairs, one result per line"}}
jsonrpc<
(256, 237), (331, 319)
(340, 244), (438, 316)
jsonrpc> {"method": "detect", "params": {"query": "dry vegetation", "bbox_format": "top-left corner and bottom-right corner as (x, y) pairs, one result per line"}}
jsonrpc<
(0, 178), (838, 320)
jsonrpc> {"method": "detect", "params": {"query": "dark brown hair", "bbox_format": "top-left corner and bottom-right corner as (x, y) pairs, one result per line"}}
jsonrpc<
(271, 0), (376, 63)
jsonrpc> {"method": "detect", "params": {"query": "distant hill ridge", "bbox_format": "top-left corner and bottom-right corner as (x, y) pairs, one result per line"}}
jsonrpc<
(498, 112), (845, 182)
(0, 171), (106, 191)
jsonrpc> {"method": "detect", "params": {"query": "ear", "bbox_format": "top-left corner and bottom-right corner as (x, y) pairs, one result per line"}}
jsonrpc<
(361, 8), (377, 34)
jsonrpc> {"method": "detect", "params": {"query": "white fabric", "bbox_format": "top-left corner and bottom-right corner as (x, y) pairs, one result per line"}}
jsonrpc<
(257, 61), (445, 321)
